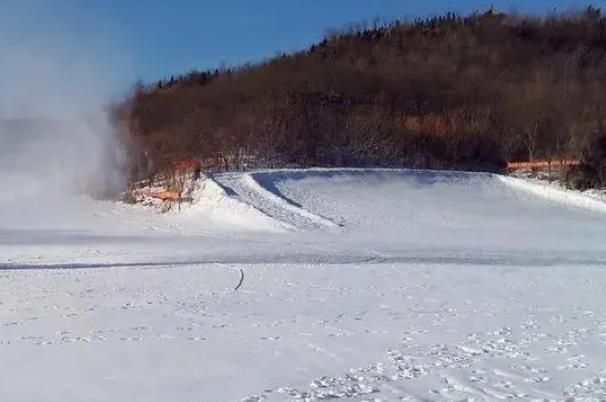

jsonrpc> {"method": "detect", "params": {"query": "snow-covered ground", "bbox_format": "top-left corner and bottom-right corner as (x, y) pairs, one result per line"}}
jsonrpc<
(1, 168), (606, 401)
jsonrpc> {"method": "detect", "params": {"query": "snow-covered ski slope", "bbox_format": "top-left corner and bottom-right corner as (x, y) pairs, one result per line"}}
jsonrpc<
(1, 168), (606, 401)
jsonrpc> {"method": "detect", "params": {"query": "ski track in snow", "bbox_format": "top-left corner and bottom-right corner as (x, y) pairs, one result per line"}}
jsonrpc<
(1, 168), (606, 401)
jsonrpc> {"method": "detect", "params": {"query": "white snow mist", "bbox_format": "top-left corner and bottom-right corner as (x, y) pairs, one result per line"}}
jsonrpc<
(0, 5), (131, 209)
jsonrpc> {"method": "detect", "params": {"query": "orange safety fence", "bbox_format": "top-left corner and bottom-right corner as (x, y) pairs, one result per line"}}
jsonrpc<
(134, 189), (181, 201)
(506, 160), (580, 171)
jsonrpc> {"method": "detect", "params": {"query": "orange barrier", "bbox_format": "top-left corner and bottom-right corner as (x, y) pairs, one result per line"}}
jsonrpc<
(134, 189), (181, 201)
(507, 160), (580, 171)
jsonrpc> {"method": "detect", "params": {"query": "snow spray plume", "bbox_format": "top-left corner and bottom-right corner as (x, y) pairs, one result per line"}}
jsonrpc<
(0, 4), (131, 204)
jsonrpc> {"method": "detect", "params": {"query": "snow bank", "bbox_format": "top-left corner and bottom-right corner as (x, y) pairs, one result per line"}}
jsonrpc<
(174, 176), (290, 233)
(122, 168), (606, 237)
(233, 169), (606, 237)
(499, 175), (606, 214)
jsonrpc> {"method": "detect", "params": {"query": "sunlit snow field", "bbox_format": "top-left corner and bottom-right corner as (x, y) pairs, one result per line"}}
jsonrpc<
(1, 169), (606, 401)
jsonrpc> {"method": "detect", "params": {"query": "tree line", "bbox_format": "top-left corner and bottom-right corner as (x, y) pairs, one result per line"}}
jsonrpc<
(114, 6), (606, 190)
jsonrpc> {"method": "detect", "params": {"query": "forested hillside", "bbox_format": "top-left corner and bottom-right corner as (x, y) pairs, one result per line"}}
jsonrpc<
(117, 7), (606, 188)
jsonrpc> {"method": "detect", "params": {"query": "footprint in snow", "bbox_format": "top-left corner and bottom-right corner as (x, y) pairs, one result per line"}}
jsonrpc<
(120, 337), (143, 342)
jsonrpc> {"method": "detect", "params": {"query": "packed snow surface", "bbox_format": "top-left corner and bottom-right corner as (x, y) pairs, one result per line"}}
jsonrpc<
(1, 168), (606, 401)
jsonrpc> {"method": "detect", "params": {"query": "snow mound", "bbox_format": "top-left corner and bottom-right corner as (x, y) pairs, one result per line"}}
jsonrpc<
(247, 168), (502, 232)
(209, 172), (340, 231)
(127, 168), (606, 247)
(499, 175), (606, 214)
(175, 176), (290, 233)
(214, 168), (606, 234)
(118, 169), (606, 244)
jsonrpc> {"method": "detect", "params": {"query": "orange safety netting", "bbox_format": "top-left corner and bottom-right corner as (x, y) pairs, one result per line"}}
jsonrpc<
(506, 160), (580, 171)
(134, 189), (181, 201)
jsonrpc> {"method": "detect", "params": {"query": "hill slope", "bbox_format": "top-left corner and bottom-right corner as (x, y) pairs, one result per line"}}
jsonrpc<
(120, 7), (606, 185)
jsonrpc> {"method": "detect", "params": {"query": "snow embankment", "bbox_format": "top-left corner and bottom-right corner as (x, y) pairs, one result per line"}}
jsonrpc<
(210, 172), (340, 231)
(226, 168), (605, 231)
(499, 175), (606, 214)
(173, 175), (291, 233)
(152, 168), (606, 243)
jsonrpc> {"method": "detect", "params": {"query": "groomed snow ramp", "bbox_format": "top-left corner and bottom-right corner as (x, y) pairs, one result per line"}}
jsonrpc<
(200, 169), (606, 250)
(207, 172), (341, 231)
(175, 175), (292, 233)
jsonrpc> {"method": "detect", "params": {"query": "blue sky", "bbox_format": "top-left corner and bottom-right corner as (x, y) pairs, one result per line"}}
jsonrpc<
(2, 0), (602, 94)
